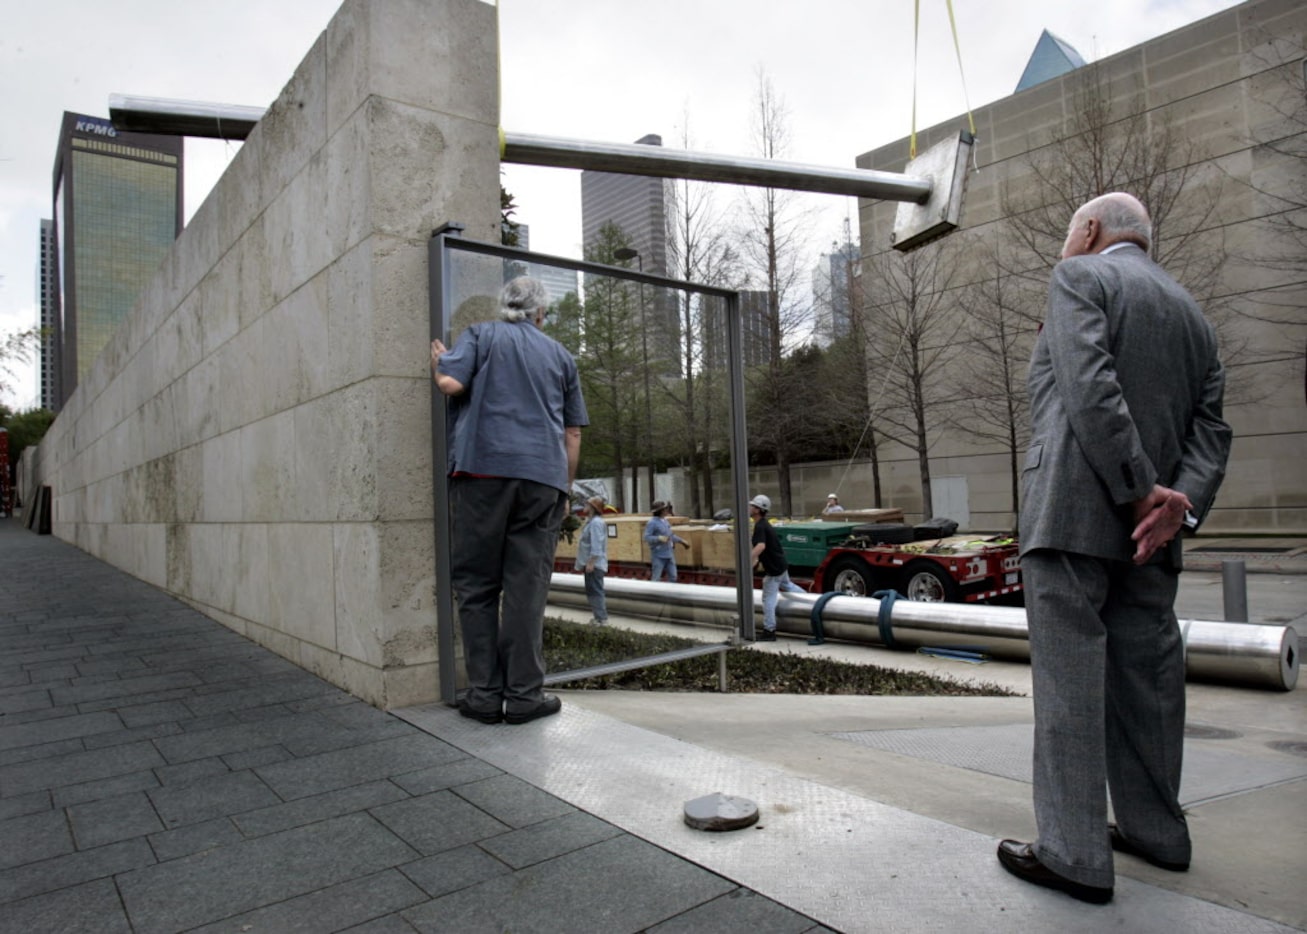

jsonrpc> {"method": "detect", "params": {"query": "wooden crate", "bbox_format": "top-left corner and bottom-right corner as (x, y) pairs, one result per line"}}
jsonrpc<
(698, 526), (745, 570)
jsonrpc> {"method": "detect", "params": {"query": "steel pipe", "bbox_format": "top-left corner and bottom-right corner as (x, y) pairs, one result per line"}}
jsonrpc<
(548, 573), (1299, 692)
(501, 132), (933, 202)
(109, 94), (264, 140)
(105, 96), (934, 204)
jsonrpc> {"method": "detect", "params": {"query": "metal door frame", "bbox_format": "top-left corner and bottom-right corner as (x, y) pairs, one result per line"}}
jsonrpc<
(429, 226), (753, 704)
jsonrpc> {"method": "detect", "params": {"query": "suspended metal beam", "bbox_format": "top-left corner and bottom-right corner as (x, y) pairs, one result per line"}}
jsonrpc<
(109, 94), (264, 141)
(547, 574), (1300, 692)
(501, 131), (933, 203)
(107, 95), (933, 202)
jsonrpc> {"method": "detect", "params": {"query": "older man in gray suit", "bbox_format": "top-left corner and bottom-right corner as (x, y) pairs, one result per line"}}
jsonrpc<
(996, 193), (1232, 904)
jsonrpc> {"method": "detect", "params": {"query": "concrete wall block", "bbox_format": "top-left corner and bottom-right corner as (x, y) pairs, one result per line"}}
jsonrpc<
(181, 523), (225, 609)
(141, 391), (179, 467)
(232, 523), (271, 626)
(211, 327), (262, 437)
(266, 523), (336, 649)
(266, 273), (332, 415)
(173, 190), (224, 306)
(265, 153), (335, 307)
(325, 0), (497, 135)
(326, 241), (377, 390)
(174, 354), (223, 449)
(240, 409), (298, 523)
(332, 519), (437, 673)
(378, 662), (441, 710)
(368, 236), (429, 379)
(332, 521), (384, 667)
(374, 519), (438, 665)
(324, 109), (371, 259)
(138, 523), (168, 590)
(255, 29), (329, 207)
(201, 255), (242, 358)
(235, 218), (276, 332)
(294, 382), (380, 523)
(212, 135), (265, 256)
(173, 443), (202, 524)
(365, 98), (499, 244)
(200, 432), (244, 523)
(374, 377), (434, 521)
(367, 0), (497, 125)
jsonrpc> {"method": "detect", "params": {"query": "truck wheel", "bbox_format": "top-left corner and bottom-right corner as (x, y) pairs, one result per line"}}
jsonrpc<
(901, 562), (959, 603)
(825, 555), (875, 597)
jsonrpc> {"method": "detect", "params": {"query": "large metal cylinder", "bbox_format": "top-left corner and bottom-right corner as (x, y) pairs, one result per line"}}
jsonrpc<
(549, 573), (1299, 692)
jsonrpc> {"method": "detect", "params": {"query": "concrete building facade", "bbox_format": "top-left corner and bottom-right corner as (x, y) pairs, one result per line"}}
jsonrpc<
(856, 0), (1306, 534)
(23, 0), (501, 708)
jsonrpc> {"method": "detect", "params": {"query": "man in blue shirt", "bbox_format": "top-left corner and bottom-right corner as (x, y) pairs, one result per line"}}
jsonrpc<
(643, 501), (688, 582)
(431, 277), (588, 725)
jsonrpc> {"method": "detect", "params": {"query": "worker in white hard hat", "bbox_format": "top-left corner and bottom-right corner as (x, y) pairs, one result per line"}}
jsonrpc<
(748, 494), (804, 641)
(823, 493), (845, 514)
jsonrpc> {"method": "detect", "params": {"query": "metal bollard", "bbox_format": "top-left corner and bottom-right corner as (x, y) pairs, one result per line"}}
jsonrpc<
(1222, 559), (1249, 622)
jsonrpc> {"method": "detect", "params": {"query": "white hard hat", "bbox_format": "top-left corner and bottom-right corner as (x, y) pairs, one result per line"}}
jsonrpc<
(826, 492), (839, 499)
(749, 494), (771, 512)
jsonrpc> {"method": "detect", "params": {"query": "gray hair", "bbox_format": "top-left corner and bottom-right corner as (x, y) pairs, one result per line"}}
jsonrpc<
(1079, 192), (1152, 250)
(499, 276), (548, 322)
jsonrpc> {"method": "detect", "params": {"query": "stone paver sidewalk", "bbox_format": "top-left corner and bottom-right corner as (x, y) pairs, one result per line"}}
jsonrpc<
(0, 522), (825, 934)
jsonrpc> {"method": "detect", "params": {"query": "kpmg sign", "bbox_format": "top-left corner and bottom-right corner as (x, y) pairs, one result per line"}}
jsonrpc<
(73, 116), (118, 138)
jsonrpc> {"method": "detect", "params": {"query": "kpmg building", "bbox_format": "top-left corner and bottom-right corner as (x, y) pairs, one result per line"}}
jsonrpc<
(50, 112), (183, 408)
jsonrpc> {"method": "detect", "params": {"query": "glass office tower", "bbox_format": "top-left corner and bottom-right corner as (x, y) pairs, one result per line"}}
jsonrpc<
(51, 112), (182, 407)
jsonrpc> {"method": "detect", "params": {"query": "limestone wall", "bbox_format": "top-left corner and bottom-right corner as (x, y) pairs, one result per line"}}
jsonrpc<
(30, 0), (500, 708)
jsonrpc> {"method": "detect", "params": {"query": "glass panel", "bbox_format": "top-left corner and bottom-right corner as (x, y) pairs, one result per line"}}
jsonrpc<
(437, 243), (747, 692)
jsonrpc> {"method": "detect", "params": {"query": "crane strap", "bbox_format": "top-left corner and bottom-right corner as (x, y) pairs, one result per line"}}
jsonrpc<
(910, 0), (978, 160)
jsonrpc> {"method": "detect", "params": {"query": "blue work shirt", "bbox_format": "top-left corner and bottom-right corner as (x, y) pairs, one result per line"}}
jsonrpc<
(438, 319), (588, 492)
(574, 514), (609, 572)
(643, 515), (685, 560)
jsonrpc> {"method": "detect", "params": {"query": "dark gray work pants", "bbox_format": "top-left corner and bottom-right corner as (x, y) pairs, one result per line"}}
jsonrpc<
(449, 476), (566, 716)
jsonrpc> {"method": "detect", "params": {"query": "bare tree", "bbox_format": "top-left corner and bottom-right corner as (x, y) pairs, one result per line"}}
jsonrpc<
(662, 114), (742, 517)
(1226, 27), (1307, 401)
(949, 239), (1042, 530)
(999, 59), (1259, 400)
(578, 223), (644, 511)
(861, 239), (964, 519)
(0, 327), (40, 403)
(738, 68), (814, 516)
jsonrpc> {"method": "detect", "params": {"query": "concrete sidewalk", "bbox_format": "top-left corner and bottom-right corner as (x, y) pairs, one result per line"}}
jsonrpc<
(2, 519), (1303, 932)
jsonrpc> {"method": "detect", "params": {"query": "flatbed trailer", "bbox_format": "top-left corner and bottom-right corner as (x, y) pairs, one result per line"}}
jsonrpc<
(811, 536), (1023, 604)
(553, 534), (1023, 605)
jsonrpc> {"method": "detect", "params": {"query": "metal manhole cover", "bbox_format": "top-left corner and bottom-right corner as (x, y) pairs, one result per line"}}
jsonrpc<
(1184, 724), (1240, 740)
(1268, 740), (1307, 758)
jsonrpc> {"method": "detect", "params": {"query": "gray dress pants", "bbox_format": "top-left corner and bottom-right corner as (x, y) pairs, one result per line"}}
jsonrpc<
(1022, 549), (1190, 889)
(449, 477), (566, 715)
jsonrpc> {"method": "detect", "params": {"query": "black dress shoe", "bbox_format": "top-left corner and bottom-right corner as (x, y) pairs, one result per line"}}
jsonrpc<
(457, 697), (503, 724)
(1109, 823), (1189, 872)
(996, 839), (1113, 904)
(755, 629), (777, 642)
(504, 694), (562, 725)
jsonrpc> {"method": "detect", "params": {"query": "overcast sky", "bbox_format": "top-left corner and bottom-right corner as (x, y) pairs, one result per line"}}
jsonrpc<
(0, 0), (1241, 407)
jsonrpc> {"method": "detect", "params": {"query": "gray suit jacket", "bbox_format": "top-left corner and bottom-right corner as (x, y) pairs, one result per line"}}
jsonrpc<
(1019, 244), (1232, 566)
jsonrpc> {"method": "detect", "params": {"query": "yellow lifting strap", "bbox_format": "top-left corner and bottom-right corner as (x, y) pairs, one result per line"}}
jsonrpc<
(910, 0), (978, 160)
(496, 0), (506, 159)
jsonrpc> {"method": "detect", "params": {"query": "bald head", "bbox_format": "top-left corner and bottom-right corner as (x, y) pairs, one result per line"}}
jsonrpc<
(1061, 192), (1152, 259)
